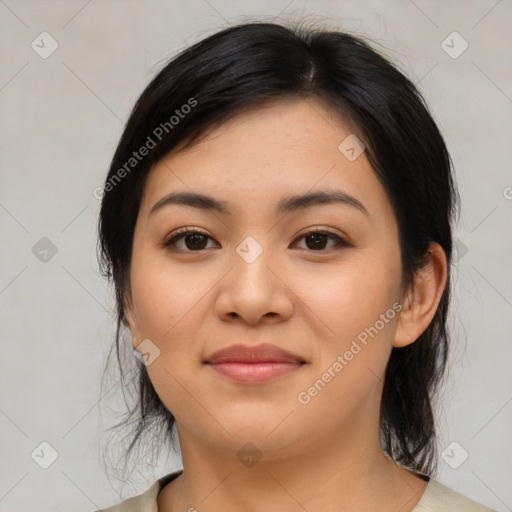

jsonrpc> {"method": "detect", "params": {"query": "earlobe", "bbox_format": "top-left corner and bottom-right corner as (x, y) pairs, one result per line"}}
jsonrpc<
(393, 243), (448, 348)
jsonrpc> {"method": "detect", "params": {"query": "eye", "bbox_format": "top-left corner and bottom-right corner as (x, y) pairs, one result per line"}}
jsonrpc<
(161, 228), (217, 251)
(293, 228), (351, 251)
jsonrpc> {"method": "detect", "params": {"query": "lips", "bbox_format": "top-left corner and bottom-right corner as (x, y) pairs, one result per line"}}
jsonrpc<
(205, 343), (306, 384)
(205, 343), (305, 365)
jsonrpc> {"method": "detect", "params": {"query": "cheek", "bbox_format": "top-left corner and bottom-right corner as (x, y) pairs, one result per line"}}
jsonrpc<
(297, 250), (401, 338)
(128, 243), (229, 366)
(129, 247), (209, 340)
(292, 266), (401, 424)
(296, 250), (402, 401)
(128, 253), (212, 416)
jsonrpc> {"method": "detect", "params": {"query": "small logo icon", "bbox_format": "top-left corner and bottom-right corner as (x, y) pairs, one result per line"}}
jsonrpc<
(134, 338), (161, 365)
(32, 237), (58, 263)
(441, 32), (468, 59)
(237, 442), (262, 468)
(452, 237), (468, 262)
(236, 236), (263, 264)
(338, 134), (365, 161)
(31, 32), (59, 59)
(31, 441), (59, 469)
(441, 441), (469, 469)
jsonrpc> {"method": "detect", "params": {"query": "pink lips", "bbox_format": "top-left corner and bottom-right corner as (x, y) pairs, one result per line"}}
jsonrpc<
(205, 343), (306, 384)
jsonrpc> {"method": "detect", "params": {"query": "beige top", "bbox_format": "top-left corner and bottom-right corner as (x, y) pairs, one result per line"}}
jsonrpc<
(94, 470), (497, 511)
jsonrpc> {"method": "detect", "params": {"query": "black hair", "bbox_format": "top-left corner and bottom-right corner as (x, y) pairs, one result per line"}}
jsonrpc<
(98, 20), (459, 478)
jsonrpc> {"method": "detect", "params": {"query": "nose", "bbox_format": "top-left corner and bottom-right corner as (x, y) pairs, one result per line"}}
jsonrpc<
(214, 241), (294, 326)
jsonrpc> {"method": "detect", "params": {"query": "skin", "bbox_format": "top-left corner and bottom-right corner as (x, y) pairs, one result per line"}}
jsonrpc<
(125, 97), (447, 512)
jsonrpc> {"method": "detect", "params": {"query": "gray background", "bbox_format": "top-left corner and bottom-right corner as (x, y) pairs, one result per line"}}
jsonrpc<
(1, 0), (511, 511)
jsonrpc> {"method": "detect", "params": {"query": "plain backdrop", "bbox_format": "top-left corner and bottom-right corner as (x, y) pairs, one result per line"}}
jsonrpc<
(0, 1), (511, 511)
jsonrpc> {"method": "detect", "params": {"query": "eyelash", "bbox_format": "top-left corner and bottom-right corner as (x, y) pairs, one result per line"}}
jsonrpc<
(161, 227), (351, 253)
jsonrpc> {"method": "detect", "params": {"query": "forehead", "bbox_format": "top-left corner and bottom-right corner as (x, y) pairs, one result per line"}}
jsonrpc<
(139, 98), (392, 222)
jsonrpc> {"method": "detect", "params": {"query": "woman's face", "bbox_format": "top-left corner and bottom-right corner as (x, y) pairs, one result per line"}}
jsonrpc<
(126, 98), (405, 459)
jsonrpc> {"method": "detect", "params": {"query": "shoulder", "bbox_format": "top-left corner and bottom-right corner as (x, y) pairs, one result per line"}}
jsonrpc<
(91, 480), (160, 512)
(413, 479), (497, 512)
(92, 470), (182, 512)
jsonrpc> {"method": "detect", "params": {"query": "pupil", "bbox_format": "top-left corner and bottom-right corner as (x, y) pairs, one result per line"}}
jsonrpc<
(188, 234), (206, 249)
(308, 234), (326, 250)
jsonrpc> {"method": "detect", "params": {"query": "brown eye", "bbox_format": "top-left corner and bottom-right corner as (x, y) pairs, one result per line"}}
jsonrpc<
(294, 229), (350, 251)
(162, 229), (217, 251)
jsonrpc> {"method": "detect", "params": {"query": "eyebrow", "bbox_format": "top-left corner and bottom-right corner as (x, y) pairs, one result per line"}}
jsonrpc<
(148, 189), (368, 218)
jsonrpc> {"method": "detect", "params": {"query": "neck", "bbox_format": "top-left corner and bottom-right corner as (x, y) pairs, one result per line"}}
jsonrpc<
(158, 421), (428, 512)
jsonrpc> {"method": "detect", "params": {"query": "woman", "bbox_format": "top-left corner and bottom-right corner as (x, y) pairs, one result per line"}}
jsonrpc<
(94, 21), (496, 512)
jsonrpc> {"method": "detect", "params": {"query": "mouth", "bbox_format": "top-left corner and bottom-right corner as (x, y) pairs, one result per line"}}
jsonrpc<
(204, 343), (307, 385)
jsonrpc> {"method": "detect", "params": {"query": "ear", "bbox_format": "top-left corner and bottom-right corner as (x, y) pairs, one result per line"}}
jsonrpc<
(394, 242), (448, 348)
(124, 294), (142, 351)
